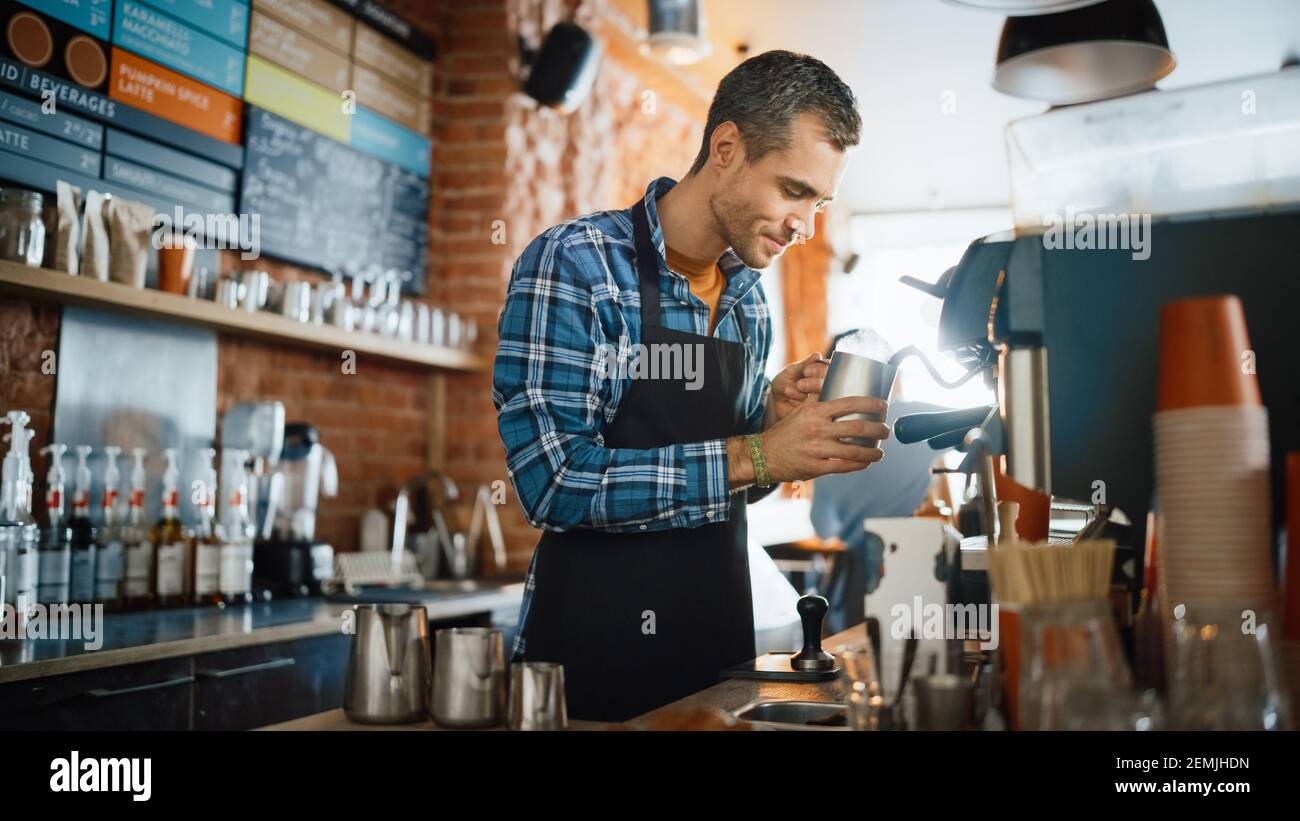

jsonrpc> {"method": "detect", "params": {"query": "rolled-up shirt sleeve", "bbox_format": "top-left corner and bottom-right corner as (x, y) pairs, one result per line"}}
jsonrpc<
(492, 228), (732, 533)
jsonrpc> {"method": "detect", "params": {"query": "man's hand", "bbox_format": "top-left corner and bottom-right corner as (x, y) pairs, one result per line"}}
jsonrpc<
(729, 396), (890, 489)
(765, 352), (830, 427)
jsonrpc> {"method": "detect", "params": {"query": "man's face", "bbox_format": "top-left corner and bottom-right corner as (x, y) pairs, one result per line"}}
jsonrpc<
(708, 112), (849, 269)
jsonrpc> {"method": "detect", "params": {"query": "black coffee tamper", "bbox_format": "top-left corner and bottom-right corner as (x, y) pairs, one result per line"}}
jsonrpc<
(791, 594), (836, 671)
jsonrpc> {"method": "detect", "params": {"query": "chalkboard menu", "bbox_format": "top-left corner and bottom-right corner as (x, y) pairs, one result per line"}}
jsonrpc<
(238, 106), (428, 291)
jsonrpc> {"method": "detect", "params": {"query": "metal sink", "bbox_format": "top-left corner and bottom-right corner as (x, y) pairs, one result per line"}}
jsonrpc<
(733, 700), (849, 731)
(325, 575), (526, 604)
(418, 579), (500, 594)
(421, 573), (526, 593)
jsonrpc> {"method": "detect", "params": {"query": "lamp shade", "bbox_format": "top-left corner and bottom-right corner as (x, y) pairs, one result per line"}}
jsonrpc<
(993, 0), (1175, 105)
(646, 0), (710, 65)
(943, 0), (1106, 14)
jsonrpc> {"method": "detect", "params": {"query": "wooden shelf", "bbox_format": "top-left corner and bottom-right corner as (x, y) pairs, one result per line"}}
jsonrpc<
(0, 260), (485, 372)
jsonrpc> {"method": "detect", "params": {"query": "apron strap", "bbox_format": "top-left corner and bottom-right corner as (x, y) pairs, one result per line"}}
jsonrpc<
(631, 199), (662, 330)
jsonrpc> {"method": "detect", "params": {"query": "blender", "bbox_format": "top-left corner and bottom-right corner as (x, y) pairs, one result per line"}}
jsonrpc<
(254, 423), (337, 598)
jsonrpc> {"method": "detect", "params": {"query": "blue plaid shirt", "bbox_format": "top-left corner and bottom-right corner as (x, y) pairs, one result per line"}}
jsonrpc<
(493, 177), (773, 659)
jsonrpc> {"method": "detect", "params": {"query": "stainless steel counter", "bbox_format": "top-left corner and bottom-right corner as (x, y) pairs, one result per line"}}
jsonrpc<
(0, 583), (524, 684)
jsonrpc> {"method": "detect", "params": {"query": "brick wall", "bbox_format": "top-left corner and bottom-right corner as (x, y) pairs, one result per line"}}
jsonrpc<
(431, 0), (707, 568)
(0, 0), (709, 566)
(0, 300), (59, 473)
(214, 331), (431, 554)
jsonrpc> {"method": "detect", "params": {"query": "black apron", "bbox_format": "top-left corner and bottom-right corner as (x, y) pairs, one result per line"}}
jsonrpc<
(519, 199), (757, 722)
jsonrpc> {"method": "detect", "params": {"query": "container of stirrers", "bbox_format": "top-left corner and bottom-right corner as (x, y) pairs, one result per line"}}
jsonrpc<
(986, 538), (1131, 730)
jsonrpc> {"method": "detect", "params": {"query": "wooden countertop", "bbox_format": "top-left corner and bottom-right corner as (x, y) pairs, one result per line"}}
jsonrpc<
(260, 623), (866, 731)
(260, 711), (614, 731)
(633, 622), (862, 723)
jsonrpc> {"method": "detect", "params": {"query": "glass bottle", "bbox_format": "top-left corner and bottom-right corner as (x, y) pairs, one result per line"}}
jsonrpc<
(218, 449), (254, 607)
(95, 447), (125, 612)
(190, 449), (221, 607)
(67, 446), (98, 604)
(151, 448), (188, 609)
(122, 448), (155, 610)
(1133, 509), (1165, 692)
(37, 444), (71, 605)
(1, 411), (39, 633)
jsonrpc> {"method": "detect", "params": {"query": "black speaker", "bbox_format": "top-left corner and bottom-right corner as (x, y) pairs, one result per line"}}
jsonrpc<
(523, 21), (601, 113)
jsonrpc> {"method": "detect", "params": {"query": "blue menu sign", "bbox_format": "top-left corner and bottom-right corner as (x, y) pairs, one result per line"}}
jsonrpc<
(113, 0), (246, 97)
(136, 0), (250, 48)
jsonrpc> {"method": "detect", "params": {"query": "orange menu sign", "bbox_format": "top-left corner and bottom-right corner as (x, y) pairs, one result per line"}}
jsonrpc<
(108, 47), (242, 144)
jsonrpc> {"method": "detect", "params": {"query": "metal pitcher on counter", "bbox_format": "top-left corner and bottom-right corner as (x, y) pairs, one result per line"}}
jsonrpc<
(343, 604), (432, 724)
(432, 627), (507, 728)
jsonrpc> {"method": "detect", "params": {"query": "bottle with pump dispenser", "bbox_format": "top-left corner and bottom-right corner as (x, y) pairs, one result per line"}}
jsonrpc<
(67, 445), (98, 603)
(190, 448), (222, 606)
(218, 448), (254, 606)
(1, 411), (39, 632)
(38, 443), (71, 605)
(152, 448), (188, 608)
(96, 446), (125, 611)
(122, 448), (154, 610)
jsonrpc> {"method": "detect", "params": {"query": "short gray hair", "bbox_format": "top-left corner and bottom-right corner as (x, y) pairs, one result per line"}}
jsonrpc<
(689, 50), (861, 176)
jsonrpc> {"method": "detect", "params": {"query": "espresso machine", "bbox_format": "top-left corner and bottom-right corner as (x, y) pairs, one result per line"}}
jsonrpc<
(896, 68), (1300, 597)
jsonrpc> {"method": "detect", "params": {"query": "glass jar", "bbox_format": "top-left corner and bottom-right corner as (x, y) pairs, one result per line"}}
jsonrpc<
(1018, 599), (1133, 730)
(1169, 604), (1290, 730)
(0, 188), (46, 267)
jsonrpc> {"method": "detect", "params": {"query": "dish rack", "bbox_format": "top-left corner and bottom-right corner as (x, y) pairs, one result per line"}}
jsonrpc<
(322, 476), (507, 595)
(323, 552), (424, 596)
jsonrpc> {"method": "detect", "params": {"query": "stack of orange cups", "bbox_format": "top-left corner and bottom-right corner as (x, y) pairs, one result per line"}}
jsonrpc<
(1153, 295), (1276, 621)
(1283, 453), (1300, 718)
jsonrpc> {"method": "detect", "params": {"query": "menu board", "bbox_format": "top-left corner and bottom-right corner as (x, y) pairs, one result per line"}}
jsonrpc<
(238, 106), (427, 290)
(254, 0), (353, 55)
(113, 0), (245, 97)
(331, 0), (435, 59)
(0, 54), (244, 168)
(137, 0), (249, 48)
(0, 115), (100, 174)
(14, 0), (111, 39)
(109, 47), (244, 145)
(0, 86), (102, 149)
(353, 20), (432, 97)
(248, 9), (351, 94)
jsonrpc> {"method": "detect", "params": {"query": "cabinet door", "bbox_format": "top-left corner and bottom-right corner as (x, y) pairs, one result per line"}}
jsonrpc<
(0, 658), (194, 730)
(193, 634), (348, 730)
